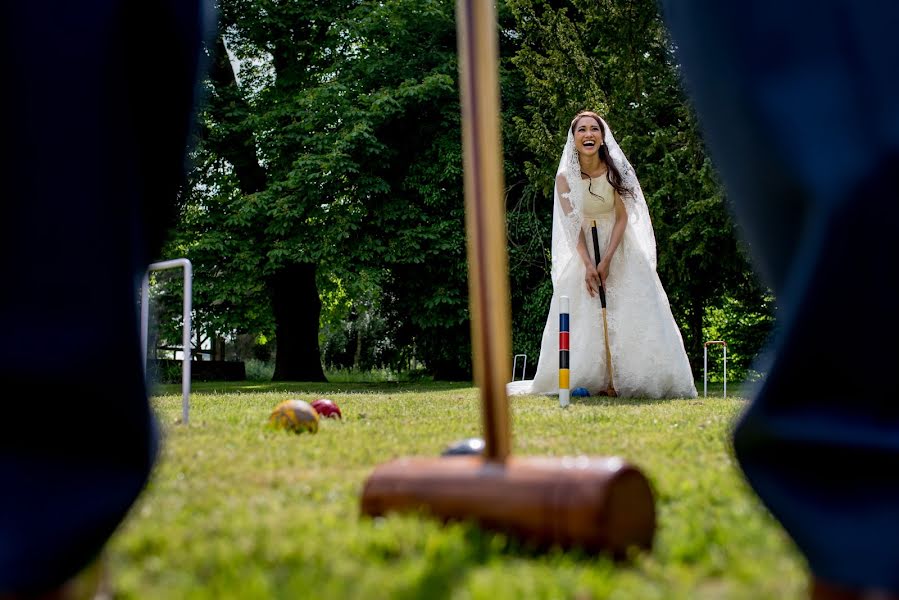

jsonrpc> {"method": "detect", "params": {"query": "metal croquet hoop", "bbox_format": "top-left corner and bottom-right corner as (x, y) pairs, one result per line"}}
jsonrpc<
(512, 353), (527, 381)
(703, 340), (727, 398)
(140, 258), (192, 424)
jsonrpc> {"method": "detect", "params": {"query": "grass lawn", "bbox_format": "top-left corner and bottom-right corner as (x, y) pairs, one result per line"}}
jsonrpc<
(106, 381), (806, 599)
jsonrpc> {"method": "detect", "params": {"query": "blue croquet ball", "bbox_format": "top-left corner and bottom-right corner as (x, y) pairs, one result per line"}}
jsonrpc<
(571, 387), (590, 397)
(441, 437), (485, 456)
(269, 399), (319, 434)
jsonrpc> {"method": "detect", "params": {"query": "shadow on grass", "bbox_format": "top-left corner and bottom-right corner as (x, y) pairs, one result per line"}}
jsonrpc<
(562, 381), (749, 406)
(383, 520), (620, 600)
(570, 396), (685, 408)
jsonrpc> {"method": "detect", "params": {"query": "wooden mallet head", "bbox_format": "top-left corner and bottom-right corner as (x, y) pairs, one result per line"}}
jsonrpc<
(359, 0), (655, 556)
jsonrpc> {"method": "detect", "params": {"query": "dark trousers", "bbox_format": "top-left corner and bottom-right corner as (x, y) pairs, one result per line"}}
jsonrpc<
(662, 1), (899, 591)
(0, 1), (211, 594)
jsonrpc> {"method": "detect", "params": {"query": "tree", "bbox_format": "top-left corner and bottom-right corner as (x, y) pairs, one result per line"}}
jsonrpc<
(505, 0), (772, 374)
(168, 0), (375, 381)
(169, 0), (479, 380)
(165, 0), (771, 383)
(335, 0), (473, 379)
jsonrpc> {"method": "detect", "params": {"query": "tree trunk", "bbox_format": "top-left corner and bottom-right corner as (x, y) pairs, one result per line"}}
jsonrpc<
(210, 34), (320, 380)
(271, 263), (327, 381)
(208, 35), (326, 382)
(211, 333), (225, 361)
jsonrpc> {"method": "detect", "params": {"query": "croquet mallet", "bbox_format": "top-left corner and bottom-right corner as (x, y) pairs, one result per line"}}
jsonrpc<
(359, 0), (654, 556)
(591, 220), (618, 397)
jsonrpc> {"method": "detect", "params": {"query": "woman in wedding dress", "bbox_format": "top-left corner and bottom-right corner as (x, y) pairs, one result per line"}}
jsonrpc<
(508, 111), (697, 399)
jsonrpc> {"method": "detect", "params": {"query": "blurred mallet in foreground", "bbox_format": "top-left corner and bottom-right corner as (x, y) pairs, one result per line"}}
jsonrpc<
(359, 0), (655, 556)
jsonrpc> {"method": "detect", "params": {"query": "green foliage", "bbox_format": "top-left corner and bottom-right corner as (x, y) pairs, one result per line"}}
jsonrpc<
(145, 359), (185, 386)
(323, 367), (429, 383)
(244, 358), (275, 382)
(170, 0), (478, 379)
(318, 271), (401, 371)
(166, 0), (774, 383)
(503, 0), (773, 374)
(107, 387), (805, 598)
(168, 155), (274, 342)
(703, 294), (776, 382)
(142, 269), (192, 356)
(331, 0), (474, 379)
(510, 273), (553, 376)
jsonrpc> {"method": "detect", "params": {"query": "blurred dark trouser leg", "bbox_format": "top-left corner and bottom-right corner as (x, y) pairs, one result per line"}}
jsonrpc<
(0, 1), (212, 596)
(661, 1), (899, 594)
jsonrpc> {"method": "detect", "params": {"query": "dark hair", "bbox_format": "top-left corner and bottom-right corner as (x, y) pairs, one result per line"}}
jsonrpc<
(570, 111), (630, 198)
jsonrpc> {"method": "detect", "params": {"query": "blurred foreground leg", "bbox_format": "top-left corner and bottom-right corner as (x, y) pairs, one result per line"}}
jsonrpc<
(0, 1), (211, 595)
(662, 1), (899, 594)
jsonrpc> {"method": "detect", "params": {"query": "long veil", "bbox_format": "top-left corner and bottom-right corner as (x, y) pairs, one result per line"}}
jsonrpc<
(551, 116), (657, 286)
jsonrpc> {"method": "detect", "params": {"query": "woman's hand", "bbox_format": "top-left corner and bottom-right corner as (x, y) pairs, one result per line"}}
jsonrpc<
(596, 257), (610, 287)
(584, 262), (600, 297)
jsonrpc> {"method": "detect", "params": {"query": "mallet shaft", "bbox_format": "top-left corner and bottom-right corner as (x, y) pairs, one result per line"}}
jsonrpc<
(457, 0), (512, 461)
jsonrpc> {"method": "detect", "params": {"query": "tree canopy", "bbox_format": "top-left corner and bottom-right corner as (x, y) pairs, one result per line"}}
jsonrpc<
(156, 0), (773, 382)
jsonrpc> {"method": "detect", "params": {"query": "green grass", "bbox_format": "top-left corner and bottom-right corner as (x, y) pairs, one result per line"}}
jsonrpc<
(107, 382), (805, 599)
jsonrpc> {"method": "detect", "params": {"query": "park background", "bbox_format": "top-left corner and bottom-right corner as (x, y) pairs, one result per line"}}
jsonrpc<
(146, 0), (774, 387)
(118, 2), (812, 598)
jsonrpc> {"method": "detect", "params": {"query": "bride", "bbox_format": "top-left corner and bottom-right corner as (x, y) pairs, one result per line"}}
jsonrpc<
(508, 111), (697, 400)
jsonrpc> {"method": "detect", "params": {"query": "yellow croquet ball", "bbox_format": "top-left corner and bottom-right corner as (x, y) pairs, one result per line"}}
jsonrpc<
(269, 399), (319, 434)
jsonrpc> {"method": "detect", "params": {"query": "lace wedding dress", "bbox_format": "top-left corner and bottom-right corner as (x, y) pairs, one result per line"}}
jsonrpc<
(508, 118), (697, 399)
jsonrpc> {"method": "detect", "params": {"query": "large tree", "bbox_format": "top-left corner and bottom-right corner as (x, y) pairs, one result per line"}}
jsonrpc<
(168, 0), (486, 380)
(505, 0), (772, 374)
(163, 0), (770, 382)
(330, 0), (474, 379)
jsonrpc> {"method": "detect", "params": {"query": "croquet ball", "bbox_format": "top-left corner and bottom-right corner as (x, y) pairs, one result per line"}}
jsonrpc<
(311, 398), (342, 419)
(441, 437), (485, 457)
(269, 399), (319, 434)
(571, 387), (590, 397)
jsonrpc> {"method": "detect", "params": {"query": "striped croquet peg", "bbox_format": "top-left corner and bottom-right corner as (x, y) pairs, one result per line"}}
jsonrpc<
(559, 295), (570, 407)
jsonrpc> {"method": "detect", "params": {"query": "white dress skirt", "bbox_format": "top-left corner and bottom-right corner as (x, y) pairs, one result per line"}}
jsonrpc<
(508, 176), (697, 399)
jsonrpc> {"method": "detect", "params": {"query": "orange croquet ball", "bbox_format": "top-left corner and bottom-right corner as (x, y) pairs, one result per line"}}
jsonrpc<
(269, 399), (319, 434)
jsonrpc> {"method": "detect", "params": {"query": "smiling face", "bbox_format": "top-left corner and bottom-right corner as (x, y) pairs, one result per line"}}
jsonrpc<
(572, 115), (604, 158)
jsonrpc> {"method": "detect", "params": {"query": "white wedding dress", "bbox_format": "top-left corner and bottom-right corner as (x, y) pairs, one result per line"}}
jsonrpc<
(508, 119), (697, 399)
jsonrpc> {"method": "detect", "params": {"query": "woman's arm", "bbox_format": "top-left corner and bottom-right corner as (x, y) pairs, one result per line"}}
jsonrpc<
(557, 174), (601, 297)
(578, 229), (600, 297)
(596, 191), (628, 285)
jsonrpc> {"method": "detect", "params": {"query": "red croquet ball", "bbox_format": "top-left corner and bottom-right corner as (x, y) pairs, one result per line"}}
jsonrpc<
(311, 398), (342, 419)
(269, 399), (319, 433)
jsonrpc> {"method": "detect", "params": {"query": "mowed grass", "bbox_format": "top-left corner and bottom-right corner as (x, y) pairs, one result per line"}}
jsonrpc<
(107, 381), (806, 599)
